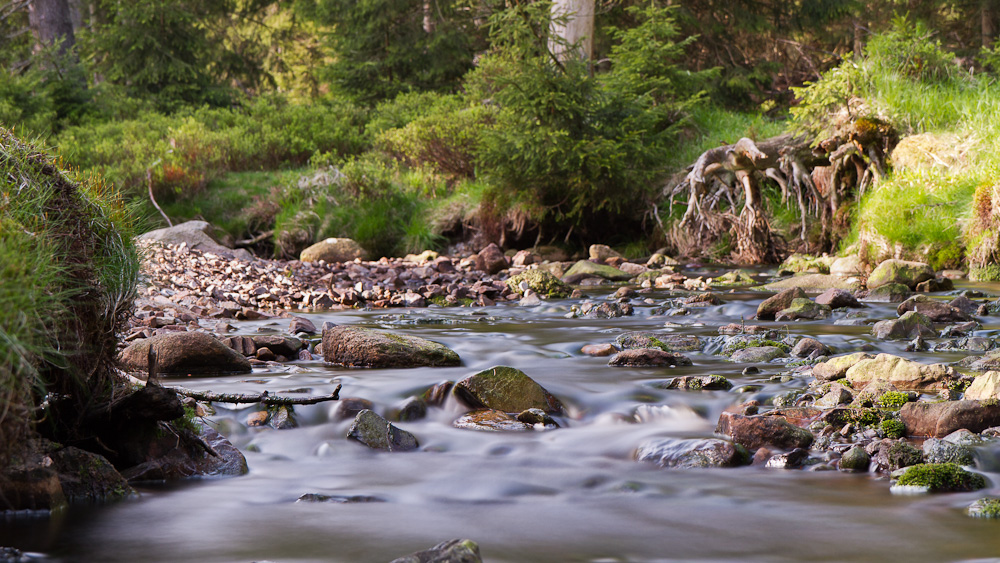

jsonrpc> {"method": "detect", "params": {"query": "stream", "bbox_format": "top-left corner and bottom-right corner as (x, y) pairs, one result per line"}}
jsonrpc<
(6, 271), (1000, 562)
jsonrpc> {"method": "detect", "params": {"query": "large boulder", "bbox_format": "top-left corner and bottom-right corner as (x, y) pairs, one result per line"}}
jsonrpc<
(322, 325), (460, 368)
(389, 539), (483, 563)
(872, 311), (936, 340)
(119, 332), (252, 376)
(756, 287), (806, 320)
(868, 259), (934, 290)
(762, 274), (862, 293)
(635, 438), (747, 468)
(138, 220), (251, 260)
(897, 295), (972, 323)
(965, 371), (1000, 400)
(845, 353), (955, 391)
(562, 260), (633, 283)
(454, 366), (563, 414)
(901, 400), (1000, 437)
(715, 412), (814, 451)
(300, 237), (368, 263)
(347, 410), (419, 451)
(811, 352), (873, 381)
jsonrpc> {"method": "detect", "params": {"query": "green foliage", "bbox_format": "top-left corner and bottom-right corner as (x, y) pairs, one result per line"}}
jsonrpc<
(56, 95), (368, 199)
(0, 128), (139, 460)
(897, 463), (987, 492)
(296, 0), (477, 103)
(82, 0), (232, 107)
(880, 419), (906, 438)
(876, 391), (910, 409)
(467, 3), (710, 238)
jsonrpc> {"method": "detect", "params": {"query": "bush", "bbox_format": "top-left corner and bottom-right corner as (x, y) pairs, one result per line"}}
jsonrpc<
(55, 94), (369, 198)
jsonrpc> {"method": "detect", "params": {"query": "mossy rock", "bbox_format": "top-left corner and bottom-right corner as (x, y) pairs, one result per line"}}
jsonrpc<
(863, 282), (911, 303)
(762, 274), (862, 293)
(894, 463), (986, 493)
(711, 269), (756, 286)
(562, 260), (633, 282)
(455, 366), (564, 414)
(615, 332), (701, 352)
(968, 498), (1000, 518)
(779, 253), (831, 274)
(775, 298), (831, 321)
(868, 259), (934, 290)
(505, 269), (571, 298)
(722, 336), (791, 356)
(322, 325), (460, 368)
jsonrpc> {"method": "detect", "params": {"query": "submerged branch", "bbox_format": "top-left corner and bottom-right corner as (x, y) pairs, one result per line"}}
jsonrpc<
(168, 385), (341, 405)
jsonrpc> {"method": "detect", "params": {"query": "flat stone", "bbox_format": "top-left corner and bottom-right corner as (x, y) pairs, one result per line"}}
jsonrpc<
(730, 346), (787, 363)
(453, 409), (531, 432)
(791, 337), (828, 358)
(322, 325), (460, 368)
(762, 274), (862, 293)
(454, 366), (564, 414)
(608, 348), (692, 367)
(614, 332), (702, 352)
(562, 260), (632, 282)
(661, 375), (733, 391)
(635, 438), (747, 468)
(581, 343), (618, 356)
(863, 283), (911, 303)
(347, 410), (419, 451)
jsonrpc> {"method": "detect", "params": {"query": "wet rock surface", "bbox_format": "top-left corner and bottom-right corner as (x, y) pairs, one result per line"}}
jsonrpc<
(635, 438), (747, 468)
(347, 410), (419, 451)
(120, 331), (252, 376)
(454, 366), (564, 414)
(322, 325), (461, 368)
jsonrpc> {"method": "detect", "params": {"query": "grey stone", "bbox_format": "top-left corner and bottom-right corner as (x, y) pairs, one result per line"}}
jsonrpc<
(347, 410), (419, 452)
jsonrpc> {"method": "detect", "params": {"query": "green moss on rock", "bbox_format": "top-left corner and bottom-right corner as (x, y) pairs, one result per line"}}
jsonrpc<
(506, 270), (571, 298)
(896, 463), (987, 492)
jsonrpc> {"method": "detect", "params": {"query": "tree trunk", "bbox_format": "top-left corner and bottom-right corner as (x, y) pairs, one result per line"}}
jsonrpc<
(549, 0), (594, 62)
(983, 0), (997, 49)
(28, 0), (76, 55)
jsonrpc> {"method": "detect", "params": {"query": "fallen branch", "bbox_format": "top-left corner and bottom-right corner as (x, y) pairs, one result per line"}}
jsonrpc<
(168, 385), (341, 405)
(235, 230), (274, 247)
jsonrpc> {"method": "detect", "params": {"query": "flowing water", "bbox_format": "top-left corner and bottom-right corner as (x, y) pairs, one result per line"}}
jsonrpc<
(7, 274), (1000, 562)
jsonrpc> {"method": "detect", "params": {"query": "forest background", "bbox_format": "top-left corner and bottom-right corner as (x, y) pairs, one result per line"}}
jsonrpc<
(7, 0), (1000, 276)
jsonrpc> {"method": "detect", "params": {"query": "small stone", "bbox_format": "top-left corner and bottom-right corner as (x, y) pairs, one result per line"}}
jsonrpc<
(868, 259), (934, 290)
(635, 438), (747, 469)
(255, 347), (276, 361)
(389, 539), (482, 563)
(791, 337), (828, 358)
(662, 375), (733, 391)
(730, 346), (787, 363)
(757, 288), (807, 320)
(516, 408), (558, 426)
(715, 412), (814, 451)
(453, 409), (531, 432)
(247, 411), (269, 427)
(455, 366), (564, 414)
(288, 317), (317, 334)
(347, 410), (419, 451)
(581, 343), (618, 356)
(815, 288), (861, 308)
(775, 298), (831, 321)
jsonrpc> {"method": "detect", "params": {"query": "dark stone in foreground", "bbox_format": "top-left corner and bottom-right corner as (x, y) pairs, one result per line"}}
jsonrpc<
(901, 400), (1000, 438)
(715, 412), (814, 451)
(608, 348), (692, 367)
(323, 325), (460, 368)
(347, 410), (419, 451)
(119, 331), (252, 376)
(389, 539), (483, 563)
(121, 424), (248, 482)
(635, 438), (747, 468)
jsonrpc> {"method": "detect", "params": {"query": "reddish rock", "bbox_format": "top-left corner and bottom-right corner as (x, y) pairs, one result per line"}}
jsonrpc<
(757, 287), (807, 320)
(901, 400), (1000, 438)
(474, 243), (508, 275)
(581, 343), (618, 356)
(715, 411), (814, 451)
